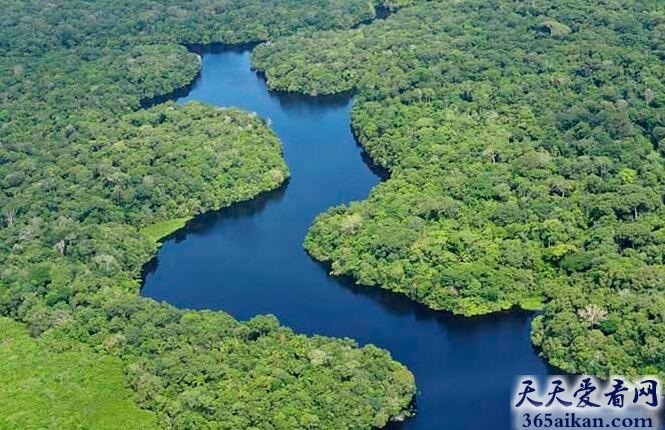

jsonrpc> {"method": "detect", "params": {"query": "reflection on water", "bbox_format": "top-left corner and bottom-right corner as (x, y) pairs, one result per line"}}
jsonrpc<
(141, 49), (551, 430)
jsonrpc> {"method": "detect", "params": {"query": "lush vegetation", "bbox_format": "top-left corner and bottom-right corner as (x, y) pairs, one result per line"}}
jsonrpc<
(0, 317), (160, 430)
(253, 0), (665, 378)
(0, 0), (416, 428)
(2, 0), (405, 54)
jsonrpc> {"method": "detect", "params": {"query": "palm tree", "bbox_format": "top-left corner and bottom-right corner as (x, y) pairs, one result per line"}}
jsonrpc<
(577, 304), (608, 326)
(3, 208), (17, 227)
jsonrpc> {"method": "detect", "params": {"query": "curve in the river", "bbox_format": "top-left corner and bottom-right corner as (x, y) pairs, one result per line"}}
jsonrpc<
(141, 48), (552, 429)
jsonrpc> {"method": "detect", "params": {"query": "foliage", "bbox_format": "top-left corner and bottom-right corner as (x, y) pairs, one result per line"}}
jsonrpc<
(253, 0), (665, 377)
(140, 217), (192, 244)
(0, 317), (160, 430)
(1, 0), (402, 56)
(0, 0), (416, 428)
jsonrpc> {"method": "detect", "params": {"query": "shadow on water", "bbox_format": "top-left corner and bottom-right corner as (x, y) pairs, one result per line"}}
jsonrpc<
(142, 184), (288, 278)
(141, 46), (553, 430)
(185, 42), (261, 55)
(140, 73), (201, 109)
(167, 184), (287, 246)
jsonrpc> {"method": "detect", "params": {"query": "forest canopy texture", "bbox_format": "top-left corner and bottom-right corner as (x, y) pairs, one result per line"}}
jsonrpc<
(0, 0), (416, 428)
(252, 0), (665, 378)
(4, 0), (665, 427)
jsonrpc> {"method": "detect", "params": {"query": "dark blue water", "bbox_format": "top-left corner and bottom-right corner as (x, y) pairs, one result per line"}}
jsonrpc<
(142, 49), (551, 429)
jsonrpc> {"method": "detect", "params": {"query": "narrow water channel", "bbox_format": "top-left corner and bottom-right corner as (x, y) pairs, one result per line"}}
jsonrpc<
(141, 48), (551, 429)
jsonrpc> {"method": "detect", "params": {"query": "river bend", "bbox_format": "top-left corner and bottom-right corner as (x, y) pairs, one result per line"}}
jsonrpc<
(142, 48), (551, 429)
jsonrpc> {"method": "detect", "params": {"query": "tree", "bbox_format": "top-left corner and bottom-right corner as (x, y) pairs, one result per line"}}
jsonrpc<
(3, 208), (17, 228)
(577, 304), (608, 327)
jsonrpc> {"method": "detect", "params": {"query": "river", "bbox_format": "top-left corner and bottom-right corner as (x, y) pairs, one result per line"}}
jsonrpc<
(141, 48), (551, 429)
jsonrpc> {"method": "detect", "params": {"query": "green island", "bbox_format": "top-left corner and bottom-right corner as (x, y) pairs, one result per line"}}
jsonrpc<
(253, 0), (665, 378)
(0, 0), (416, 428)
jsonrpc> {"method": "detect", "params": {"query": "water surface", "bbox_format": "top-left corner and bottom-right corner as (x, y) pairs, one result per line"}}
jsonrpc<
(142, 49), (551, 429)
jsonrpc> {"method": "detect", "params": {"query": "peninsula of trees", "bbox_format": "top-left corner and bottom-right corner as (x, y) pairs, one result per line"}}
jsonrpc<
(4, 0), (665, 427)
(0, 0), (415, 428)
(253, 0), (665, 379)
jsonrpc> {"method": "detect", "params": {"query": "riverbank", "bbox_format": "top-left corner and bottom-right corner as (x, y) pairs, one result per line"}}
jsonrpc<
(142, 47), (550, 430)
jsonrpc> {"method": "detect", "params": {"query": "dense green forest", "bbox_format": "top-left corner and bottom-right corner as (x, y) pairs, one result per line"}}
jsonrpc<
(253, 0), (665, 378)
(6, 0), (665, 425)
(0, 0), (416, 428)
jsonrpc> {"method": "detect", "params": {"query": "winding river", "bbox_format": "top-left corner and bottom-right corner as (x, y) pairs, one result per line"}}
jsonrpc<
(142, 47), (551, 429)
